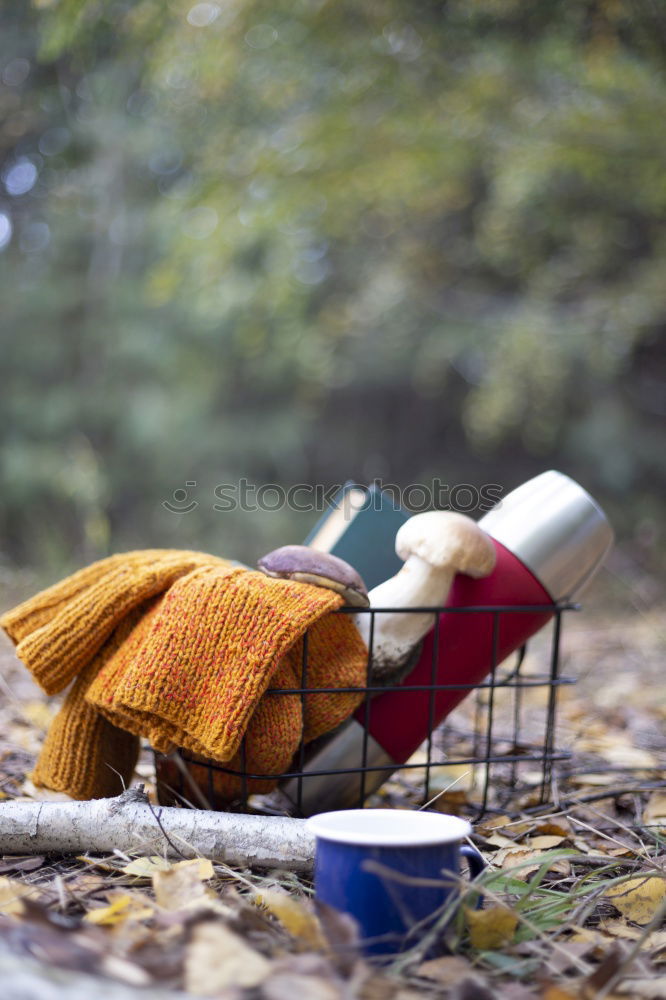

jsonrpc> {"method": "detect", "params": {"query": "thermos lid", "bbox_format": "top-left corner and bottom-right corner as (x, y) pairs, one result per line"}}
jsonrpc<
(479, 471), (614, 601)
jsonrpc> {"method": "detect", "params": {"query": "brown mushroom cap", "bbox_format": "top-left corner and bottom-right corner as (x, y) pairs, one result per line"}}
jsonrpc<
(257, 545), (370, 607)
(395, 511), (496, 579)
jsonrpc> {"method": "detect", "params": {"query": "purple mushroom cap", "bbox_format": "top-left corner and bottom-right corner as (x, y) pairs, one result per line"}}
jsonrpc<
(257, 545), (369, 607)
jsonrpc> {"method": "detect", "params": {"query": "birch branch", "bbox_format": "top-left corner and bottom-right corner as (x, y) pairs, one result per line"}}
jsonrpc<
(0, 788), (315, 872)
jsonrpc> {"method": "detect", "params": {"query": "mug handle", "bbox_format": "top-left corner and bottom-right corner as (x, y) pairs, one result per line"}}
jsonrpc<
(459, 844), (486, 909)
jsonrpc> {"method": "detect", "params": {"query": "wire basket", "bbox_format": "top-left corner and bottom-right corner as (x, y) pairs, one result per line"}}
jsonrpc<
(154, 602), (577, 820)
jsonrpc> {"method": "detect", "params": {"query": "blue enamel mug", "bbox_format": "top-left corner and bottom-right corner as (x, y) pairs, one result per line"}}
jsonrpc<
(307, 809), (485, 956)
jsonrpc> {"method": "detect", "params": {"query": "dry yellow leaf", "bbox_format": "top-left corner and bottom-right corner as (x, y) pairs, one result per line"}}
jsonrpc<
(176, 857), (215, 879)
(76, 855), (123, 872)
(605, 876), (666, 925)
(527, 835), (565, 850)
(122, 856), (172, 877)
(494, 846), (570, 879)
(86, 893), (154, 925)
(599, 918), (666, 953)
(255, 887), (325, 949)
(465, 904), (518, 949)
(568, 926), (609, 956)
(417, 955), (473, 985)
(0, 876), (39, 915)
(427, 762), (475, 793)
(644, 792), (666, 833)
(185, 920), (271, 994)
(535, 820), (571, 837)
(432, 789), (469, 813)
(476, 815), (512, 835)
(508, 821), (537, 838)
(152, 858), (216, 911)
(485, 832), (518, 848)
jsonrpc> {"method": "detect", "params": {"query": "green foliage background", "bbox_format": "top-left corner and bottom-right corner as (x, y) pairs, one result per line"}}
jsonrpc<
(1, 0), (665, 571)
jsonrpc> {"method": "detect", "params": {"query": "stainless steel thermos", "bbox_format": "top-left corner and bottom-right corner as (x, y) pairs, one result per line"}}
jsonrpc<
(277, 471), (614, 814)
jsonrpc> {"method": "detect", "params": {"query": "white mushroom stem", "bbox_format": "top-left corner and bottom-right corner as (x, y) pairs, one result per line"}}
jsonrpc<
(353, 554), (454, 676)
(353, 511), (497, 680)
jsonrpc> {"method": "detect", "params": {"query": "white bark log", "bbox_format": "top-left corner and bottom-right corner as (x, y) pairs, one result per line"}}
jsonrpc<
(0, 788), (315, 872)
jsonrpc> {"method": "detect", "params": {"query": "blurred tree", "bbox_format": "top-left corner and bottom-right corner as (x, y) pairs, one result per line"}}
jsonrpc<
(0, 0), (664, 569)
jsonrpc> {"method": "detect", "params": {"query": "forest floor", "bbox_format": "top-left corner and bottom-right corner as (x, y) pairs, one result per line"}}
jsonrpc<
(0, 565), (664, 1000)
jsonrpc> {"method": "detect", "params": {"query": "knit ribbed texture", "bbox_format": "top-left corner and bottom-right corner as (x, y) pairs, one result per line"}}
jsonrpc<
(2, 550), (229, 695)
(30, 603), (152, 798)
(157, 609), (374, 802)
(1, 552), (367, 802)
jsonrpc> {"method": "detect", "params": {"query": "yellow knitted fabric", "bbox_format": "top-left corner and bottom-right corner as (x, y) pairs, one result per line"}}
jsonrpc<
(30, 603), (152, 799)
(1, 552), (367, 802)
(2, 550), (230, 694)
(157, 607), (373, 803)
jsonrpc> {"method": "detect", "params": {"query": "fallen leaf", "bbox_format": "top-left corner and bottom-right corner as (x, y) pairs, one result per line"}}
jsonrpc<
(476, 815), (513, 835)
(535, 820), (572, 838)
(571, 837), (599, 855)
(432, 789), (469, 813)
(184, 919), (271, 994)
(599, 919), (666, 954)
(0, 855), (44, 874)
(255, 887), (325, 949)
(485, 832), (519, 849)
(644, 792), (666, 833)
(569, 925), (613, 956)
(76, 855), (123, 873)
(526, 835), (565, 850)
(465, 904), (518, 949)
(417, 954), (473, 985)
(574, 732), (657, 769)
(507, 821), (537, 838)
(122, 856), (172, 877)
(494, 847), (571, 879)
(152, 858), (217, 911)
(605, 877), (666, 925)
(0, 876), (41, 914)
(85, 892), (154, 925)
(616, 976), (666, 998)
(427, 762), (475, 793)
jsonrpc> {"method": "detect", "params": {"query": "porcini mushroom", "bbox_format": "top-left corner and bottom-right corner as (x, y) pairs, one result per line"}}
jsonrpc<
(354, 511), (496, 679)
(257, 545), (370, 608)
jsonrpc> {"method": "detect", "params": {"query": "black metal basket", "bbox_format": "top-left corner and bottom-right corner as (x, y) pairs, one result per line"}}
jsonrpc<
(154, 602), (577, 820)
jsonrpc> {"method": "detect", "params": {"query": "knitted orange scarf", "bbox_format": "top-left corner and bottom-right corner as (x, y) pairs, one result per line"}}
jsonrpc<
(1, 550), (368, 801)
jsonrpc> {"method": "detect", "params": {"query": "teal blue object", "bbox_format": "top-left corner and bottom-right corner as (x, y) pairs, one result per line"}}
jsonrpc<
(307, 810), (485, 956)
(303, 483), (409, 591)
